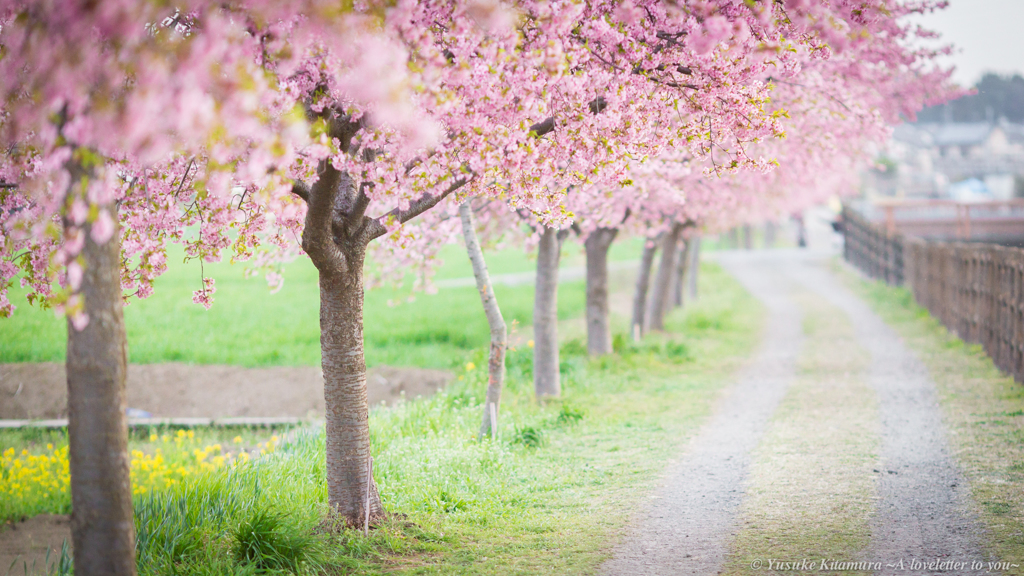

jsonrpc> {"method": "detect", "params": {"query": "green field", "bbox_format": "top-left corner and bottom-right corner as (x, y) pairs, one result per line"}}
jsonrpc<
(0, 239), (646, 369)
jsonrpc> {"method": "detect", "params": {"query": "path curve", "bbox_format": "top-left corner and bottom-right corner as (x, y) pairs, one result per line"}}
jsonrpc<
(601, 249), (987, 575)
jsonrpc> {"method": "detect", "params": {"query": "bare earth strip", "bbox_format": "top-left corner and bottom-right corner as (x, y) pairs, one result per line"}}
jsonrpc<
(600, 255), (803, 575)
(721, 288), (880, 576)
(0, 363), (451, 420)
(787, 256), (989, 573)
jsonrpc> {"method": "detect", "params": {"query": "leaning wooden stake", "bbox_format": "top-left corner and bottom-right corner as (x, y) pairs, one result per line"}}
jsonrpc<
(364, 456), (372, 536)
(458, 203), (508, 437)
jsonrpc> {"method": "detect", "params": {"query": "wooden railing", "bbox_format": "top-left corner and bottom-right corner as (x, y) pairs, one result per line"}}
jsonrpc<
(843, 206), (1024, 383)
(869, 198), (1024, 241)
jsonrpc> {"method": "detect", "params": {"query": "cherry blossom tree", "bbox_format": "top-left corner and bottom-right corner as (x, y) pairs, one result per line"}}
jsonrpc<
(0, 1), (966, 558)
(0, 0), (450, 566)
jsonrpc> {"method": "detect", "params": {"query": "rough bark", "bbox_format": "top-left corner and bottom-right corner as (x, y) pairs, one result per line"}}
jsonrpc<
(687, 236), (701, 301)
(66, 203), (136, 576)
(630, 235), (660, 342)
(742, 224), (753, 250)
(318, 253), (385, 525)
(584, 227), (618, 356)
(672, 238), (692, 309)
(533, 227), (565, 398)
(458, 203), (507, 438)
(647, 222), (684, 331)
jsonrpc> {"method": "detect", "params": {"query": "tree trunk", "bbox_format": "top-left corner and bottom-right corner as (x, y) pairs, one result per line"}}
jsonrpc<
(299, 163), (383, 528)
(764, 221), (776, 248)
(459, 203), (507, 438)
(728, 227), (739, 249)
(687, 236), (701, 301)
(647, 222), (684, 331)
(673, 238), (692, 309)
(630, 235), (660, 342)
(742, 224), (753, 250)
(66, 204), (136, 576)
(318, 258), (384, 525)
(584, 227), (618, 356)
(292, 113), (471, 527)
(534, 227), (564, 398)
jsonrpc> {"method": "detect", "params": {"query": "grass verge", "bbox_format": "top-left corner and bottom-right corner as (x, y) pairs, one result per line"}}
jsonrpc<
(44, 262), (761, 575)
(835, 260), (1024, 575)
(723, 289), (879, 576)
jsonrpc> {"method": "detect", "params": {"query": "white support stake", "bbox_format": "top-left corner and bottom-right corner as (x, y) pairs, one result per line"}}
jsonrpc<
(364, 456), (373, 536)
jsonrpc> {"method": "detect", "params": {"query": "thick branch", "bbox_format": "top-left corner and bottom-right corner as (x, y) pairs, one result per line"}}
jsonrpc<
(347, 182), (372, 230)
(301, 162), (345, 270)
(530, 95), (608, 138)
(291, 180), (310, 202)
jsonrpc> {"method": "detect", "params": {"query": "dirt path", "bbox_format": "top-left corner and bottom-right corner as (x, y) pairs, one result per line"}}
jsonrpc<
(601, 248), (987, 575)
(600, 255), (804, 575)
(786, 258), (987, 573)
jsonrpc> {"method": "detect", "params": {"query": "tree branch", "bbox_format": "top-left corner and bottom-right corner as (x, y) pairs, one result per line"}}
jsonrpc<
(291, 180), (310, 202)
(300, 162), (345, 270)
(365, 176), (470, 241)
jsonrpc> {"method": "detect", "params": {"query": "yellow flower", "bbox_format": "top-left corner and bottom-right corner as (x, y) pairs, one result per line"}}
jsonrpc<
(465, 362), (476, 371)
(527, 340), (535, 348)
(149, 434), (158, 442)
(232, 436), (243, 444)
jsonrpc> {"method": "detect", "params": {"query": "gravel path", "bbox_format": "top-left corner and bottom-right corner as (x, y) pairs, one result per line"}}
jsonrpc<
(599, 255), (803, 575)
(786, 257), (988, 573)
(600, 248), (987, 575)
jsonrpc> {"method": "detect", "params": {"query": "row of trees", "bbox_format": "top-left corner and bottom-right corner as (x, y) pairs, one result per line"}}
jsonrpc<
(0, 1), (959, 573)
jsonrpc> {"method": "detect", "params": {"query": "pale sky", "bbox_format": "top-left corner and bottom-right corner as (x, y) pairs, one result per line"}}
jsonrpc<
(915, 0), (1024, 86)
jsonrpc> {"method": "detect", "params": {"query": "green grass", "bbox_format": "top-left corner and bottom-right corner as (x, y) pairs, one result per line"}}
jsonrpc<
(0, 243), (604, 369)
(836, 260), (1024, 576)
(38, 261), (759, 575)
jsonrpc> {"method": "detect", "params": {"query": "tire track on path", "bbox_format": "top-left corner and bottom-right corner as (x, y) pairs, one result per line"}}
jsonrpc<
(787, 257), (989, 574)
(600, 256), (802, 575)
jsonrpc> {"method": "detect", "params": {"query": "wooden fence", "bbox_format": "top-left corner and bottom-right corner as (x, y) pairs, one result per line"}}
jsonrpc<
(843, 206), (1024, 383)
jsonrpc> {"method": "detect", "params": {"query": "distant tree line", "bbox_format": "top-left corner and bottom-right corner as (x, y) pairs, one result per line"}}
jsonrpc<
(918, 73), (1024, 123)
